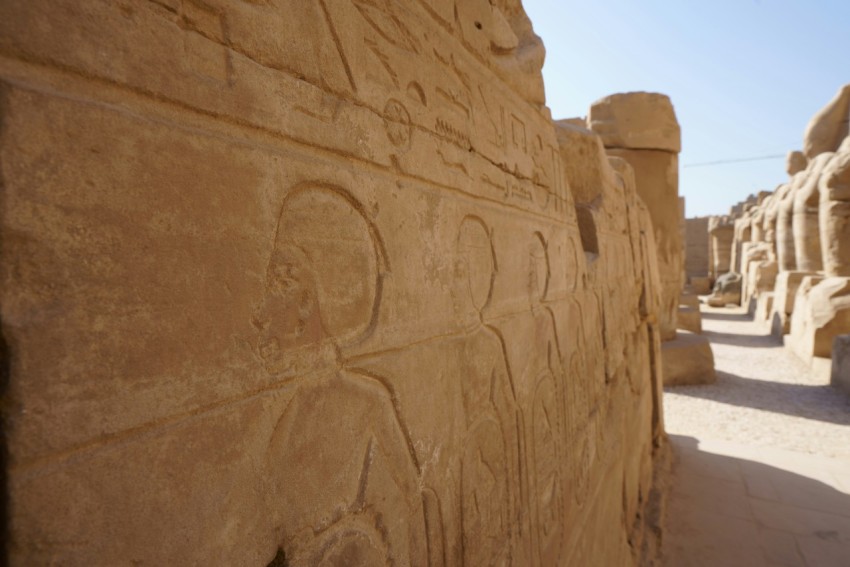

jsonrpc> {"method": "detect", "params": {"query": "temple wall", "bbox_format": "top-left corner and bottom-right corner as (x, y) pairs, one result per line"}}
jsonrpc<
(0, 1), (668, 564)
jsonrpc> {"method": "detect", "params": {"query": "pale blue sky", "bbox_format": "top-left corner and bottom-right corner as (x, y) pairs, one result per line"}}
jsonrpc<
(524, 0), (850, 217)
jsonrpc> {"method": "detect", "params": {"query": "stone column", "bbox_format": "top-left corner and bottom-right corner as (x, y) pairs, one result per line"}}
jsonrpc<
(589, 92), (716, 385)
(589, 92), (683, 341)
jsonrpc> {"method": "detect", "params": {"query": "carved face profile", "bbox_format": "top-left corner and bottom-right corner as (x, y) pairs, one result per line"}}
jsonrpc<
(254, 185), (384, 375)
(456, 217), (496, 317)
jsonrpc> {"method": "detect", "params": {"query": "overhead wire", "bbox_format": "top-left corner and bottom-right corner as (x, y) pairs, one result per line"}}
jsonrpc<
(683, 154), (786, 168)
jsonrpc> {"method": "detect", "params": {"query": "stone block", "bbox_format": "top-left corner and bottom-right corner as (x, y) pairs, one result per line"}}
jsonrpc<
(685, 217), (710, 279)
(0, 0), (674, 563)
(689, 276), (712, 295)
(677, 306), (702, 334)
(588, 92), (681, 152)
(771, 271), (816, 337)
(605, 147), (682, 339)
(755, 292), (774, 324)
(662, 331), (717, 386)
(788, 277), (850, 363)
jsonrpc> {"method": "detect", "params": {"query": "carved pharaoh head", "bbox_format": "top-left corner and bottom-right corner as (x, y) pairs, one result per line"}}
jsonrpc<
(254, 185), (385, 375)
(455, 216), (496, 319)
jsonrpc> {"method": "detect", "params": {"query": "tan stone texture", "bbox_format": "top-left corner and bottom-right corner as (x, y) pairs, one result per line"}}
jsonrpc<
(0, 1), (671, 565)
(786, 150), (808, 176)
(819, 142), (850, 277)
(731, 212), (752, 274)
(685, 217), (709, 280)
(770, 271), (817, 336)
(588, 92), (682, 153)
(708, 215), (734, 280)
(803, 84), (850, 159)
(689, 277), (712, 295)
(677, 306), (702, 334)
(789, 277), (850, 362)
(605, 148), (681, 340)
(661, 331), (716, 386)
(793, 152), (834, 273)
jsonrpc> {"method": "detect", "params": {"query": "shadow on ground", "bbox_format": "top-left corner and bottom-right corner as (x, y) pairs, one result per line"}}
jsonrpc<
(701, 328), (780, 349)
(666, 371), (850, 426)
(663, 434), (850, 567)
(700, 310), (753, 322)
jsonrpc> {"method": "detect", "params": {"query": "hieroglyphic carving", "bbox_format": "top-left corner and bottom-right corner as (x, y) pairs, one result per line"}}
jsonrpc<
(2, 0), (668, 563)
(258, 185), (426, 565)
(384, 98), (413, 149)
(454, 216), (521, 565)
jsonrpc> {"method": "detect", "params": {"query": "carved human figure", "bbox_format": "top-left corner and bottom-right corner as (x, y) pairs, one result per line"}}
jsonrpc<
(523, 232), (566, 565)
(255, 185), (426, 566)
(453, 216), (520, 567)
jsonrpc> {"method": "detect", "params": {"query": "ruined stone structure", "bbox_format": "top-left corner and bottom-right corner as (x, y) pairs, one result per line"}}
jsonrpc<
(709, 83), (850, 375)
(684, 216), (710, 293)
(1, 1), (672, 565)
(589, 92), (682, 342)
(708, 215), (734, 281)
(586, 93), (715, 386)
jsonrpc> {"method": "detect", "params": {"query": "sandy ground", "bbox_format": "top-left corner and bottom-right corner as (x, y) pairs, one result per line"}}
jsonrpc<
(663, 305), (850, 459)
(662, 303), (850, 567)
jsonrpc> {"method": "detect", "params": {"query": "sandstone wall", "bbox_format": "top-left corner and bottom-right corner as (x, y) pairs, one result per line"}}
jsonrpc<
(0, 1), (668, 565)
(685, 217), (710, 279)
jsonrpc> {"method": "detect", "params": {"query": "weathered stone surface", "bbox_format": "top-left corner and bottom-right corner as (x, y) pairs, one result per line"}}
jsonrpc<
(588, 92), (682, 153)
(788, 277), (849, 362)
(677, 306), (702, 334)
(831, 335), (850, 396)
(731, 212), (753, 274)
(793, 153), (834, 272)
(755, 292), (774, 324)
(689, 277), (712, 295)
(676, 292), (702, 334)
(605, 148), (681, 340)
(771, 271), (817, 337)
(803, 84), (850, 159)
(661, 331), (716, 385)
(0, 1), (671, 565)
(708, 215), (734, 280)
(685, 217), (710, 280)
(708, 272), (743, 307)
(786, 150), (808, 176)
(680, 293), (700, 310)
(819, 140), (850, 277)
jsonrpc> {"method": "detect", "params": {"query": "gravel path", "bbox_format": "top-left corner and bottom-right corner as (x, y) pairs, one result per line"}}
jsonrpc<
(663, 304), (850, 459)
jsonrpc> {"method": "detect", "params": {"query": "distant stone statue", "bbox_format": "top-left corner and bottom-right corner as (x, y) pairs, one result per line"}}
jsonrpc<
(803, 84), (850, 159)
(819, 138), (850, 277)
(793, 153), (835, 272)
